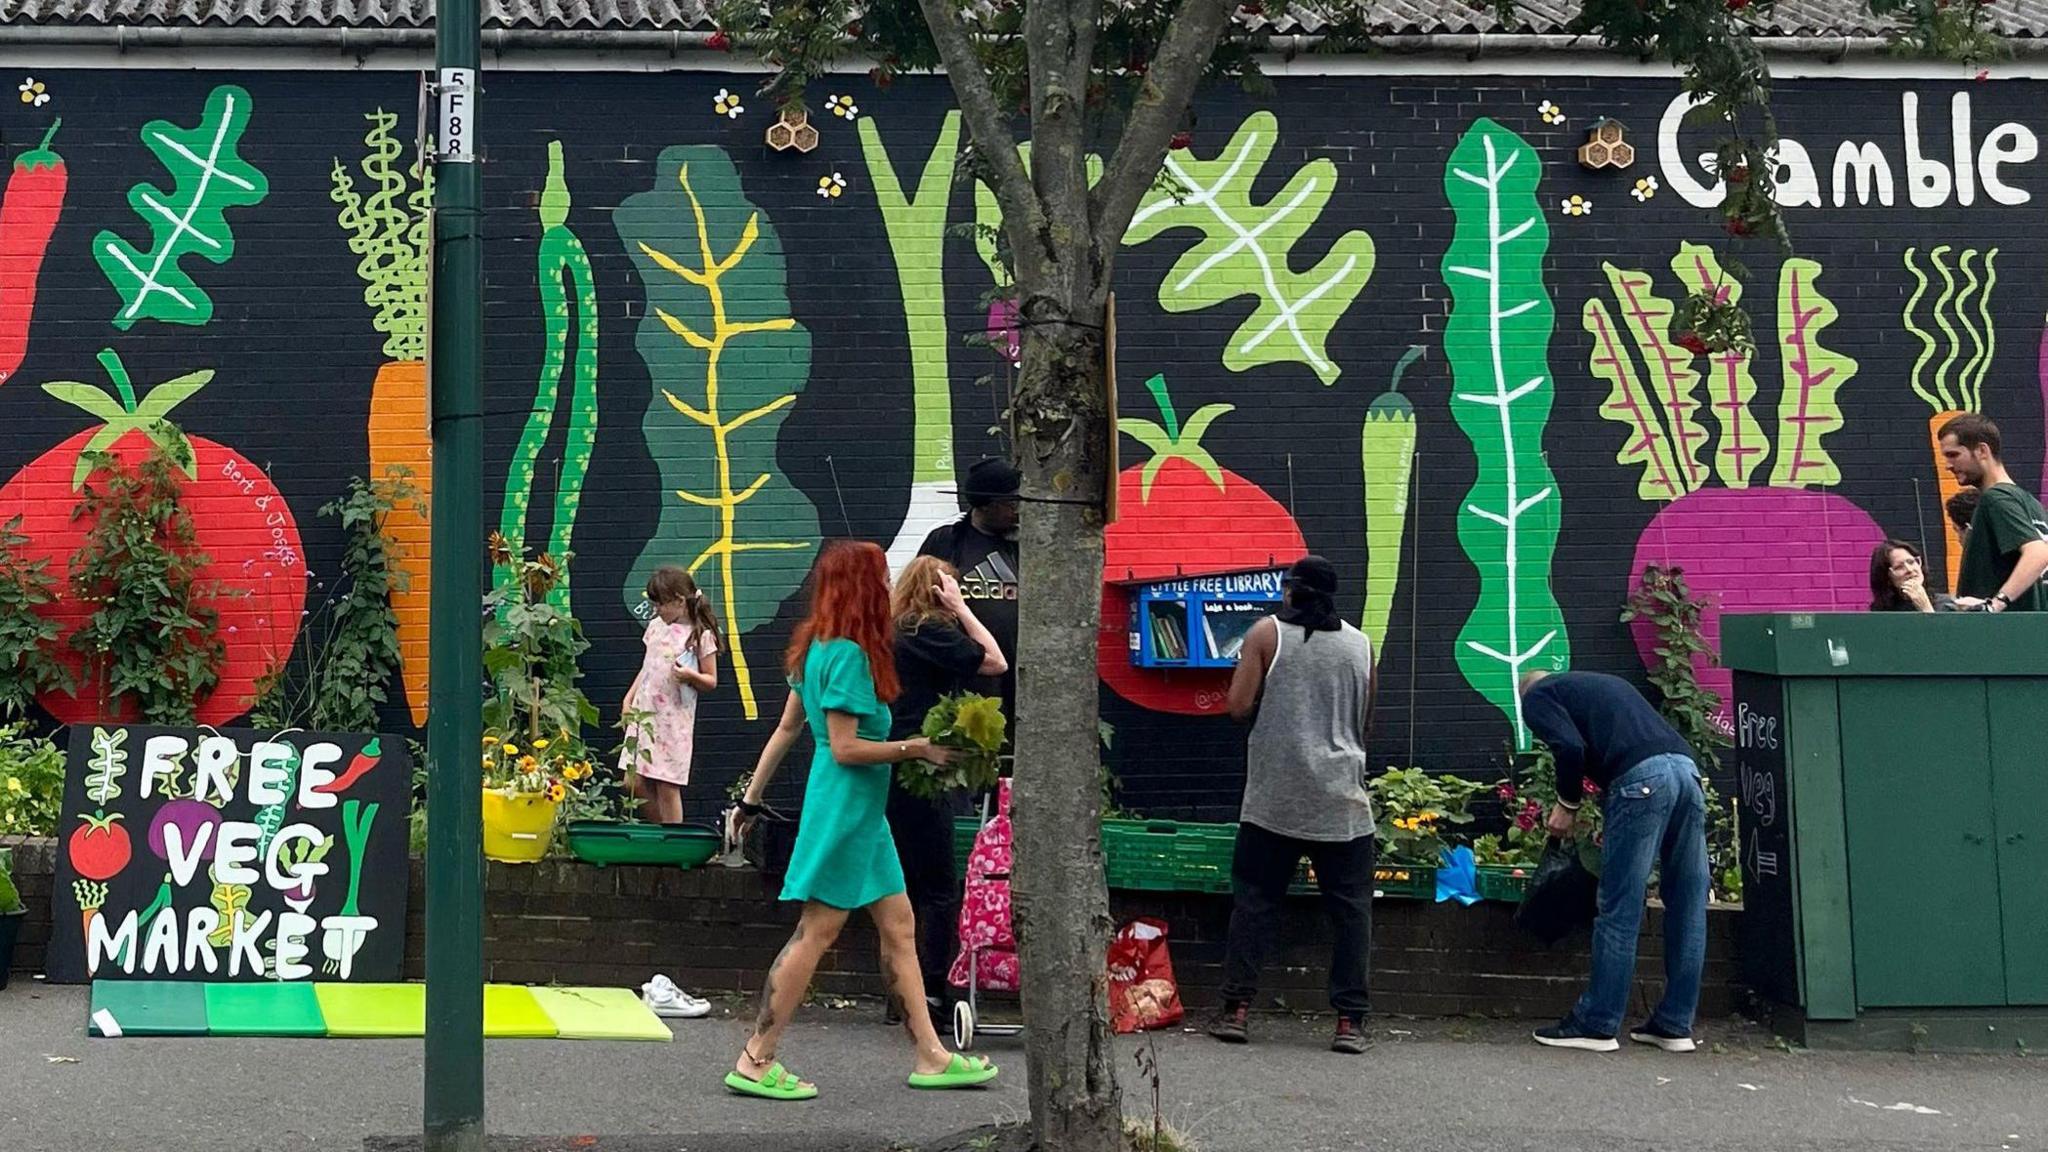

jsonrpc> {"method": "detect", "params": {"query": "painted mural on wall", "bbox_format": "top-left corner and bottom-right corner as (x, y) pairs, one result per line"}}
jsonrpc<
(2, 68), (2044, 818)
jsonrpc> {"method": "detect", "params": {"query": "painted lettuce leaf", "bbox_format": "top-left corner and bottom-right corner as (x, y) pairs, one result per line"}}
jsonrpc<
(1768, 258), (1857, 488)
(93, 85), (270, 328)
(1125, 111), (1375, 384)
(1440, 119), (1570, 749)
(1599, 263), (1709, 492)
(330, 109), (433, 361)
(1671, 243), (1767, 488)
(615, 147), (820, 720)
(1584, 297), (1688, 502)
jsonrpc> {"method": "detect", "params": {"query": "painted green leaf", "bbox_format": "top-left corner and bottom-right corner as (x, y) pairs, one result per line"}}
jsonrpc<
(1124, 111), (1375, 385)
(1440, 118), (1570, 750)
(615, 147), (819, 721)
(330, 109), (433, 361)
(1768, 258), (1857, 489)
(1584, 298), (1688, 503)
(1598, 263), (1709, 493)
(93, 85), (270, 329)
(1671, 243), (1768, 488)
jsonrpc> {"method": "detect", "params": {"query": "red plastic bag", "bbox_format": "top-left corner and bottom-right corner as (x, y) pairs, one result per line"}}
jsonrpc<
(1108, 918), (1184, 1034)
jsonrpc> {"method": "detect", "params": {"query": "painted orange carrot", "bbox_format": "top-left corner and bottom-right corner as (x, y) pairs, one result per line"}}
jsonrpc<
(1928, 409), (1967, 591)
(332, 110), (434, 725)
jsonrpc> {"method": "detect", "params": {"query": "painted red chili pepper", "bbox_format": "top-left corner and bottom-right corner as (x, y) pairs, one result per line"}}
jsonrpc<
(316, 736), (383, 795)
(1, 120), (66, 385)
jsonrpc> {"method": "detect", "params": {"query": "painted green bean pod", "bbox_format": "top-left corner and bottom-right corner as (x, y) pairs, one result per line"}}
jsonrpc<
(499, 139), (599, 609)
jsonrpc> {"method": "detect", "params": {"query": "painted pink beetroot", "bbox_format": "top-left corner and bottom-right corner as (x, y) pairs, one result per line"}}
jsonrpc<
(1629, 488), (1885, 718)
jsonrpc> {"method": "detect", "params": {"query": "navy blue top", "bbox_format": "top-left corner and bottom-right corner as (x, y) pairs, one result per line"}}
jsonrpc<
(1521, 672), (1695, 804)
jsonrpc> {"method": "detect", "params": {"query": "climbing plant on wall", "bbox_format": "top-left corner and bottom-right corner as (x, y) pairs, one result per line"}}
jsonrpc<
(1587, 242), (1883, 718)
(331, 108), (434, 727)
(1125, 111), (1376, 386)
(93, 85), (270, 329)
(1440, 118), (1570, 750)
(614, 146), (820, 721)
(498, 140), (599, 613)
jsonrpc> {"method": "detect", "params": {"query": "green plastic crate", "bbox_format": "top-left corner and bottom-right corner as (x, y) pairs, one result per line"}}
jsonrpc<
(1371, 863), (1437, 900)
(1475, 864), (1534, 903)
(1102, 819), (1237, 894)
(953, 817), (981, 873)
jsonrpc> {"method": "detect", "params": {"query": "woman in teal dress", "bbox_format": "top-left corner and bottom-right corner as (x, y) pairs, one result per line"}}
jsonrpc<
(730, 540), (999, 1100)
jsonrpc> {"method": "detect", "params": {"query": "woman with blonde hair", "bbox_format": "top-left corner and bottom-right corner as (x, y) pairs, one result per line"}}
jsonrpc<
(882, 555), (1007, 1028)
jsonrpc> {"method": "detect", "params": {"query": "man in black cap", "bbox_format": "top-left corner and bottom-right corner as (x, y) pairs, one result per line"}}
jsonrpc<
(1209, 555), (1378, 1055)
(917, 458), (1022, 722)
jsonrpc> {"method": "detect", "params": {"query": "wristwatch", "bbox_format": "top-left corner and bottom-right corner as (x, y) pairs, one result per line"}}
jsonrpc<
(1992, 593), (2013, 612)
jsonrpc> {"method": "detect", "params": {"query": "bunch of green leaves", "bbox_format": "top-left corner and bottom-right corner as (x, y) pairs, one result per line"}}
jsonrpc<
(1703, 776), (1742, 903)
(898, 692), (1006, 801)
(0, 515), (70, 722)
(67, 428), (225, 724)
(1370, 767), (1488, 866)
(0, 846), (22, 915)
(483, 539), (598, 742)
(1622, 565), (1732, 773)
(251, 468), (415, 732)
(0, 723), (65, 837)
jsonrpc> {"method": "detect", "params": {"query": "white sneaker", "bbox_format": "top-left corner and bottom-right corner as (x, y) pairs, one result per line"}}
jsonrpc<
(641, 974), (711, 1019)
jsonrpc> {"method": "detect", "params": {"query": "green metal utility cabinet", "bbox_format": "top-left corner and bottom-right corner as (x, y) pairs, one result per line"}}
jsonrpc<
(1724, 613), (2048, 1051)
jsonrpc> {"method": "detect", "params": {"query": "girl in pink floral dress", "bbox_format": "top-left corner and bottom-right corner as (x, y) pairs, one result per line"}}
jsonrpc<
(621, 567), (721, 824)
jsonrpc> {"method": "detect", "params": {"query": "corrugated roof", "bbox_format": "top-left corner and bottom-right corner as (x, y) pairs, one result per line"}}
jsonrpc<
(1, 0), (2043, 37)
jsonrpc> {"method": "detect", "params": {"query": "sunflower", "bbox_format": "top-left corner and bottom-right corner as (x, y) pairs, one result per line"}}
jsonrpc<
(486, 531), (515, 567)
(547, 781), (568, 803)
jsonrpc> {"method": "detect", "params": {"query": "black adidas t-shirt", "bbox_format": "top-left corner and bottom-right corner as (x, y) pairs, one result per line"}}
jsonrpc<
(918, 518), (1019, 726)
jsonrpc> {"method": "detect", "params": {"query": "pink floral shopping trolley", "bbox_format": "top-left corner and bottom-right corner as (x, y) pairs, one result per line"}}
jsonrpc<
(948, 776), (1023, 1049)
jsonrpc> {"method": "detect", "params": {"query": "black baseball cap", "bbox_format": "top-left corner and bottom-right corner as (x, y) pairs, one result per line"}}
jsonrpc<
(962, 458), (1022, 507)
(1283, 555), (1338, 595)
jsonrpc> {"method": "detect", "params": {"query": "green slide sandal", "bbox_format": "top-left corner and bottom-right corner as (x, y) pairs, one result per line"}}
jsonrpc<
(724, 1062), (818, 1101)
(908, 1053), (999, 1090)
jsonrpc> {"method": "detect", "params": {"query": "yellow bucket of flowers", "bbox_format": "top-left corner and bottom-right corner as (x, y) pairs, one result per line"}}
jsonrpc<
(481, 732), (577, 863)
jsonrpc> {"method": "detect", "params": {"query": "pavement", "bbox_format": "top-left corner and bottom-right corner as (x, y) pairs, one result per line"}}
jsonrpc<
(3, 982), (2042, 1152)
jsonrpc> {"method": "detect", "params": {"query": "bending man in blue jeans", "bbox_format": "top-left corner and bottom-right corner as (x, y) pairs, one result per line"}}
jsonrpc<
(1518, 670), (1709, 1053)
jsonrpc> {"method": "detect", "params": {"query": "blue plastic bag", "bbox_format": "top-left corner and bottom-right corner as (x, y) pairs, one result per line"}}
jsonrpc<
(1435, 845), (1481, 905)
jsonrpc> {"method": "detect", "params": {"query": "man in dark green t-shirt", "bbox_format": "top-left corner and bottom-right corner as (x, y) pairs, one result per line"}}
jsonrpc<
(1941, 414), (2048, 612)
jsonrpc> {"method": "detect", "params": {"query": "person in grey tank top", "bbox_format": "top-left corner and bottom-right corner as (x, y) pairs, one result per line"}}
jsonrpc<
(1207, 556), (1377, 1056)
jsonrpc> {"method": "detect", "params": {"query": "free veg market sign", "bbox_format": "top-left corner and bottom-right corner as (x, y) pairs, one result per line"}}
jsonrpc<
(45, 726), (410, 985)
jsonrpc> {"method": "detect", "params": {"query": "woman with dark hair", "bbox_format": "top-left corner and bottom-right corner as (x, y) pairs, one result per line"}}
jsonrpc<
(1211, 555), (1378, 1056)
(730, 540), (998, 1100)
(882, 555), (1007, 1029)
(1870, 539), (1941, 612)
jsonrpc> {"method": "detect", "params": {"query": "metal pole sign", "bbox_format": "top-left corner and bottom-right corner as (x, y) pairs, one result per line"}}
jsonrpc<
(437, 67), (476, 163)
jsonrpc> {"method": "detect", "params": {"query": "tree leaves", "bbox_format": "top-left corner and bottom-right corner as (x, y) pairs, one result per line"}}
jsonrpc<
(1125, 111), (1375, 385)
(615, 147), (820, 720)
(93, 85), (270, 329)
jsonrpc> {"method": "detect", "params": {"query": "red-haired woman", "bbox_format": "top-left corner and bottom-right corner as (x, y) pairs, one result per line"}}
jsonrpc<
(729, 540), (999, 1100)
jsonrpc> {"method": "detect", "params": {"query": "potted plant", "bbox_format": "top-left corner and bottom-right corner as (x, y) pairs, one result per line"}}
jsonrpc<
(1, 846), (24, 990)
(480, 538), (598, 863)
(561, 713), (725, 869)
(1369, 767), (1487, 897)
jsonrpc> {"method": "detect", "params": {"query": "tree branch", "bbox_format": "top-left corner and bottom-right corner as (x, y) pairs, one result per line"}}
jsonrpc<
(1023, 0), (1104, 287)
(1089, 0), (1237, 245)
(915, 0), (1047, 283)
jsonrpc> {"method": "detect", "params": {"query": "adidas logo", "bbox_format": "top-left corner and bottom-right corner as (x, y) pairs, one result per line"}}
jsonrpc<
(960, 554), (1020, 601)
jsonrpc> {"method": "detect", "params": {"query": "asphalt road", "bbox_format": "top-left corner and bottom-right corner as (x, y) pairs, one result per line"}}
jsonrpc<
(3, 982), (2041, 1152)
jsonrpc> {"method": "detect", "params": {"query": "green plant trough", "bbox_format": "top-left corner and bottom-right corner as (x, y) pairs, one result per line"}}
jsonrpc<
(564, 821), (721, 868)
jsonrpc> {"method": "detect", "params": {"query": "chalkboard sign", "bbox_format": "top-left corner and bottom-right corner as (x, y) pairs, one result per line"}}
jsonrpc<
(1732, 674), (1797, 1005)
(45, 725), (411, 985)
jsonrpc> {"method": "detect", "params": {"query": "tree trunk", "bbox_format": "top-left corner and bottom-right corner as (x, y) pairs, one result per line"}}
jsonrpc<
(1009, 296), (1121, 1152)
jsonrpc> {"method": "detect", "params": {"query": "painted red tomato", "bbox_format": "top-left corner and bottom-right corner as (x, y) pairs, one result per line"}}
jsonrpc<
(1099, 374), (1306, 716)
(0, 351), (305, 725)
(68, 812), (131, 881)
